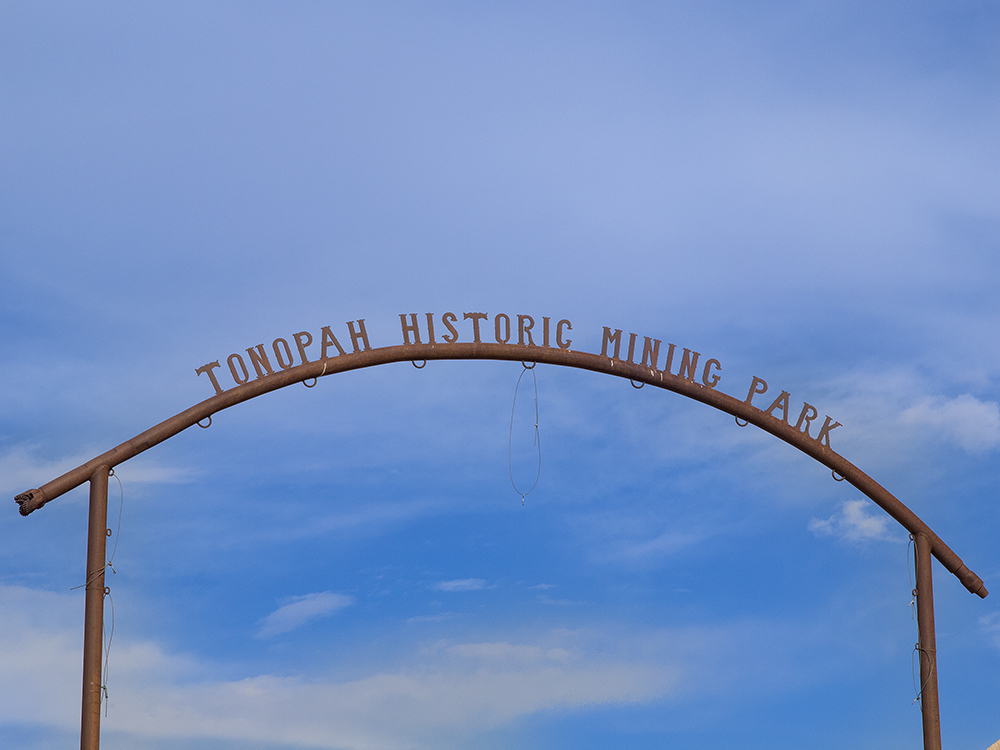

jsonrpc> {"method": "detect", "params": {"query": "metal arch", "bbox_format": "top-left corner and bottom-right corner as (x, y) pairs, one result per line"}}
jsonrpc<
(13, 341), (988, 750)
(13, 342), (989, 599)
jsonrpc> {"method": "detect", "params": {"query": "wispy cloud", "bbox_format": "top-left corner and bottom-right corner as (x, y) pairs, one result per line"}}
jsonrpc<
(0, 585), (84, 729)
(538, 595), (587, 606)
(257, 592), (355, 638)
(618, 528), (712, 561)
(406, 612), (460, 624)
(433, 578), (487, 592)
(808, 500), (902, 543)
(0, 444), (195, 497)
(980, 613), (1000, 650)
(1, 583), (911, 749)
(445, 641), (574, 663)
(789, 371), (1000, 473)
(103, 651), (671, 749)
(900, 394), (1000, 453)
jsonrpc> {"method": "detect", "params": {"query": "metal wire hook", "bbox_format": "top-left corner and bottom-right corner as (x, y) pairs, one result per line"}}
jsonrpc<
(509, 364), (541, 503)
(304, 359), (329, 386)
(197, 415), (212, 429)
(412, 360), (427, 369)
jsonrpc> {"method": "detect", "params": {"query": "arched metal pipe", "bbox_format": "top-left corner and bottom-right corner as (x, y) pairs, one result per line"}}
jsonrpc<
(14, 342), (987, 599)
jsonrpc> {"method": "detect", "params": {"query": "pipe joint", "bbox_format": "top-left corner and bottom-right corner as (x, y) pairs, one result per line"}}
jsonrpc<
(15, 488), (46, 516)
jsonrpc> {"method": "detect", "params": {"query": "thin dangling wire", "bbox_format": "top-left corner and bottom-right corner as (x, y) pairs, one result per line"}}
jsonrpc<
(509, 362), (540, 505)
(101, 469), (124, 715)
(906, 533), (923, 706)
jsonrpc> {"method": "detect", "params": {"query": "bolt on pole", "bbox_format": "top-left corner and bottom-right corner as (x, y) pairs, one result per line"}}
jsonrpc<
(81, 465), (109, 750)
(914, 532), (942, 750)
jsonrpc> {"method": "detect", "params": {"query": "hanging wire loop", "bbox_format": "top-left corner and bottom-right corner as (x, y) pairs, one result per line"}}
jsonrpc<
(197, 415), (212, 429)
(509, 364), (541, 505)
(304, 359), (329, 386)
(412, 360), (426, 369)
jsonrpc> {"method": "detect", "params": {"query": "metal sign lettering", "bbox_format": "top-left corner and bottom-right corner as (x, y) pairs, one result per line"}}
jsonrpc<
(195, 311), (842, 452)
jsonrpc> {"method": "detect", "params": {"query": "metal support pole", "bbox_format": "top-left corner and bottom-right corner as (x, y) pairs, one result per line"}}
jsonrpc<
(914, 532), (942, 750)
(81, 465), (109, 750)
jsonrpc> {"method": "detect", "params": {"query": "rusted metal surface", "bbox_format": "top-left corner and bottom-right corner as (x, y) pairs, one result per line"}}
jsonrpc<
(14, 342), (988, 600)
(915, 532), (942, 750)
(81, 465), (110, 750)
(13, 341), (989, 750)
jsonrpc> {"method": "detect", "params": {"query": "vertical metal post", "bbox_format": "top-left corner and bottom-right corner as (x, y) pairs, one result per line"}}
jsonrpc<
(914, 532), (942, 750)
(81, 465), (109, 750)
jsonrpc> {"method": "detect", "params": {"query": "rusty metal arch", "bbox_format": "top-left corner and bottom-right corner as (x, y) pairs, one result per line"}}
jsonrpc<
(15, 342), (989, 750)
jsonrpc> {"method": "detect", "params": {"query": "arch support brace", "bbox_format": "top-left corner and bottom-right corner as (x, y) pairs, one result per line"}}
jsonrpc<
(81, 465), (109, 750)
(915, 532), (941, 750)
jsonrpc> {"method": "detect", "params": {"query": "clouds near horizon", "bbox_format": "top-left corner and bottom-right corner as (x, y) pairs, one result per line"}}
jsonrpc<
(2, 3), (999, 749)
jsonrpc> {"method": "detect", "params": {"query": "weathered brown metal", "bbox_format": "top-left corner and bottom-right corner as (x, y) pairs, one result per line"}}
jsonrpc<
(915, 532), (942, 750)
(81, 465), (110, 750)
(12, 341), (989, 750)
(14, 342), (988, 598)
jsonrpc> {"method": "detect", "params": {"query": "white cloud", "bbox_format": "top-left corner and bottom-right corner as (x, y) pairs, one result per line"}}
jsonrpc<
(445, 641), (572, 663)
(1, 583), (907, 750)
(980, 613), (1000, 650)
(785, 371), (1000, 474)
(0, 585), (84, 730)
(0, 584), (672, 748)
(618, 528), (712, 561)
(406, 612), (459, 624)
(433, 578), (487, 592)
(808, 500), (902, 543)
(90, 617), (892, 749)
(900, 394), (1000, 453)
(103, 653), (671, 749)
(0, 444), (195, 498)
(538, 595), (586, 606)
(257, 592), (354, 638)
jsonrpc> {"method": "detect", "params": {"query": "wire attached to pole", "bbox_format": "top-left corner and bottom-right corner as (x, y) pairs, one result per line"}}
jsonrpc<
(906, 533), (924, 706)
(100, 469), (124, 715)
(102, 591), (114, 716)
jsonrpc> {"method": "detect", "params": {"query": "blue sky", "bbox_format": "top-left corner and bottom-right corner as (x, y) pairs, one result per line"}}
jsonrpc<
(2, 2), (999, 748)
